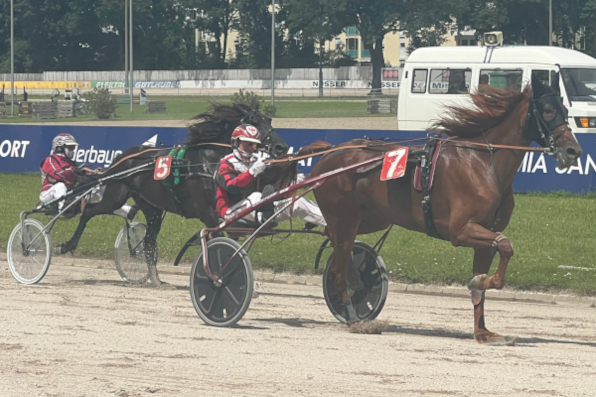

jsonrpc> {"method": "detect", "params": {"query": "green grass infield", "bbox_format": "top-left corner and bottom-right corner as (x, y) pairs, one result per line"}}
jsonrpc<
(0, 96), (394, 123)
(2, 173), (596, 295)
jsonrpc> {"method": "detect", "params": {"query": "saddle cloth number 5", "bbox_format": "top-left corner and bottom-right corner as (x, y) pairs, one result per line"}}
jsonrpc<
(380, 147), (409, 181)
(154, 155), (172, 180)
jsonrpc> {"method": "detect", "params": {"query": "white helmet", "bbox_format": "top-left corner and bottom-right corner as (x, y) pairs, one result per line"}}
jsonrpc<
(52, 133), (78, 159)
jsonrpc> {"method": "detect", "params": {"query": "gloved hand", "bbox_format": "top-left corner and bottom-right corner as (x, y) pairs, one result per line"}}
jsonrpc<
(249, 160), (267, 176)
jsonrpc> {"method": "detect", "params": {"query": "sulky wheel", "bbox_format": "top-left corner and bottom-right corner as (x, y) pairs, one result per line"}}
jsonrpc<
(7, 219), (52, 284)
(114, 222), (151, 284)
(323, 241), (388, 323)
(189, 237), (253, 327)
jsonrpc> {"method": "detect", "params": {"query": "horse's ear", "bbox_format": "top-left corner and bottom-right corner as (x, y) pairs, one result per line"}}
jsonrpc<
(250, 98), (260, 111)
(551, 72), (561, 96)
(235, 103), (250, 116)
(531, 73), (545, 98)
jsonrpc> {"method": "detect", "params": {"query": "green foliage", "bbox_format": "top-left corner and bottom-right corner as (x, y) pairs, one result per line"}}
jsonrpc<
(261, 103), (276, 117)
(2, 0), (596, 73)
(231, 89), (261, 108)
(82, 88), (118, 119)
(230, 89), (275, 116)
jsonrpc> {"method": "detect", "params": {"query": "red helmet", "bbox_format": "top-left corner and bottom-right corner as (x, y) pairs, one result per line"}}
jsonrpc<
(52, 133), (78, 153)
(231, 124), (261, 147)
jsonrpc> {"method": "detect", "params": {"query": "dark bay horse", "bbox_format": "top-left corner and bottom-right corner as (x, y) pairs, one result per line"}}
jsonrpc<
(55, 103), (289, 287)
(312, 76), (582, 343)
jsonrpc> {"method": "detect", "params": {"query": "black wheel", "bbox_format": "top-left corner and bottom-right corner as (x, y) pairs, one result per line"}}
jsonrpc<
(114, 222), (151, 284)
(7, 219), (52, 284)
(314, 238), (332, 271)
(323, 241), (388, 323)
(189, 237), (253, 327)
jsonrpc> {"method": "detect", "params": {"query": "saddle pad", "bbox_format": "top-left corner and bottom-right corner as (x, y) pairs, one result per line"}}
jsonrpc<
(414, 140), (443, 192)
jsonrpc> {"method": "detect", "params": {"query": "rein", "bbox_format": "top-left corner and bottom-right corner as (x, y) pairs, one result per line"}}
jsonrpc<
(105, 142), (232, 172)
(264, 136), (547, 167)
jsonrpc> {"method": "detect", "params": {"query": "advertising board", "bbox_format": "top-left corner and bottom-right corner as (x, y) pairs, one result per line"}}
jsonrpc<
(2, 125), (596, 193)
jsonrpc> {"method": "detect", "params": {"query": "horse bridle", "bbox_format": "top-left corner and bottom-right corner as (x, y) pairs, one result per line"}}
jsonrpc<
(524, 92), (571, 153)
(241, 110), (277, 155)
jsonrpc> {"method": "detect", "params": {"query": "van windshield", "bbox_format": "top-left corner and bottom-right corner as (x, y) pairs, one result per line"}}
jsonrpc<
(561, 68), (596, 102)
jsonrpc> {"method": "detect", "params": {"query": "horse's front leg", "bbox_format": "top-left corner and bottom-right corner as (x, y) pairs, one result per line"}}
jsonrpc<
(470, 247), (505, 343)
(451, 195), (515, 343)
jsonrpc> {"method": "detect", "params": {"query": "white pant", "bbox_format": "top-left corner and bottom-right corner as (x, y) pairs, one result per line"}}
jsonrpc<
(40, 182), (68, 204)
(39, 182), (132, 217)
(224, 192), (327, 226)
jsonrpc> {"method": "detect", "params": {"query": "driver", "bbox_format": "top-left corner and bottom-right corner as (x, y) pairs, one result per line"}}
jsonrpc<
(216, 124), (326, 228)
(40, 133), (138, 220)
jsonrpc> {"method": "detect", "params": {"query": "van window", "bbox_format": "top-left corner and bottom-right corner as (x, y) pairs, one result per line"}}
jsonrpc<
(479, 69), (522, 91)
(532, 70), (550, 86)
(561, 68), (596, 102)
(429, 69), (471, 94)
(411, 69), (428, 93)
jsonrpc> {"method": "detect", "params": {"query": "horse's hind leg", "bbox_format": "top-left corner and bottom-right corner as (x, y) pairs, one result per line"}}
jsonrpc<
(55, 214), (92, 255)
(326, 204), (361, 324)
(55, 183), (131, 255)
(135, 199), (171, 289)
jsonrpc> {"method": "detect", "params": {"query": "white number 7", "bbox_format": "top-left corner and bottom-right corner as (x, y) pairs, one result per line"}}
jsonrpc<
(387, 149), (406, 177)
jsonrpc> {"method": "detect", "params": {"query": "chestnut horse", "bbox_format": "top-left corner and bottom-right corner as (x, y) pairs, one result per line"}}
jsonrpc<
(312, 76), (582, 343)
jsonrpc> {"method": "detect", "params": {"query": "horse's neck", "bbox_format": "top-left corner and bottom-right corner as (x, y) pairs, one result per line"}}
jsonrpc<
(484, 99), (531, 148)
(485, 99), (532, 187)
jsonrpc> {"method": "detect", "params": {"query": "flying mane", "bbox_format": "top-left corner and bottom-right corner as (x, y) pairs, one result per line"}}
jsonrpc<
(431, 85), (532, 138)
(186, 103), (256, 144)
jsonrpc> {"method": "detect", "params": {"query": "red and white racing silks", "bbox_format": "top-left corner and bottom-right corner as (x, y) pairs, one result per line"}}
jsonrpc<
(40, 153), (78, 192)
(215, 153), (257, 218)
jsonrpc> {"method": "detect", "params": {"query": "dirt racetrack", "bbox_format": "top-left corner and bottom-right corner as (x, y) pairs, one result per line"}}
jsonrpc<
(1, 253), (596, 397)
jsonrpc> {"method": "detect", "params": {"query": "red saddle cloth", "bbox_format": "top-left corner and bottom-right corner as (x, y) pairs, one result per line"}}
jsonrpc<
(413, 140), (443, 191)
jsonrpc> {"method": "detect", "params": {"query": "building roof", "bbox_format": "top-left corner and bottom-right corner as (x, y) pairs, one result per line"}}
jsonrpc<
(407, 46), (596, 67)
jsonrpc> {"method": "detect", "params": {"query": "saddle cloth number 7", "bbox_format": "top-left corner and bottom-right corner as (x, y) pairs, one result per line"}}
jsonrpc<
(380, 147), (408, 181)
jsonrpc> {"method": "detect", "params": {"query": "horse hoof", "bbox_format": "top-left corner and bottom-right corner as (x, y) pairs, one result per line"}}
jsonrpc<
(156, 282), (177, 291)
(486, 336), (517, 346)
(348, 320), (388, 334)
(468, 274), (488, 291)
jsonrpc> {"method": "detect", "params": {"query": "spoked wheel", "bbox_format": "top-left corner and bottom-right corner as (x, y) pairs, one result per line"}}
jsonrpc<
(114, 222), (151, 284)
(323, 241), (388, 323)
(7, 219), (52, 284)
(190, 237), (253, 327)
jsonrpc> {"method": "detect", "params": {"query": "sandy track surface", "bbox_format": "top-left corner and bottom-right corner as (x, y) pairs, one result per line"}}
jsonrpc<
(31, 117), (399, 130)
(1, 254), (596, 397)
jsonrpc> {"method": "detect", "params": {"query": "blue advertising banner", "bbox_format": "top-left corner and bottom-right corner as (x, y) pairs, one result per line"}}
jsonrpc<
(2, 124), (596, 193)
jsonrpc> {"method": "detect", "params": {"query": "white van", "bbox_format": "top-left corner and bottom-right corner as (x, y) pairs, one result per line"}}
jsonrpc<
(397, 45), (596, 133)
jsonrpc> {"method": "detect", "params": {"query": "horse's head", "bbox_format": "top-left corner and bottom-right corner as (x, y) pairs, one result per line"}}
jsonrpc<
(527, 74), (582, 168)
(234, 104), (288, 158)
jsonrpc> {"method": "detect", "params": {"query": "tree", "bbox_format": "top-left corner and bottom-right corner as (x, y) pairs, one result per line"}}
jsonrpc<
(342, 0), (404, 94)
(188, 0), (237, 68)
(582, 1), (596, 57)
(285, 0), (346, 95)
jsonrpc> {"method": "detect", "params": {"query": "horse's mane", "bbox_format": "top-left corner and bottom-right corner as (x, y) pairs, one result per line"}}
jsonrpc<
(430, 85), (532, 138)
(186, 103), (254, 144)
